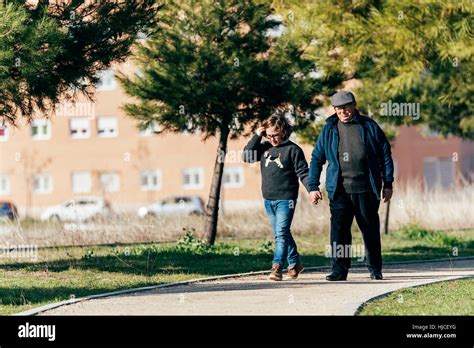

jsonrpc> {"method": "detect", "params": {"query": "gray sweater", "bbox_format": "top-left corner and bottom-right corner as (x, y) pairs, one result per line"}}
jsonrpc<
(242, 134), (310, 200)
(337, 119), (371, 193)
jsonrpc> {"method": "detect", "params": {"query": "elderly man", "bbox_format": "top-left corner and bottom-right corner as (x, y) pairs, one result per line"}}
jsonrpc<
(308, 91), (394, 281)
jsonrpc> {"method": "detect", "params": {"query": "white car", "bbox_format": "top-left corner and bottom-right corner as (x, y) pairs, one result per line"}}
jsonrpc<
(138, 196), (205, 218)
(40, 197), (112, 222)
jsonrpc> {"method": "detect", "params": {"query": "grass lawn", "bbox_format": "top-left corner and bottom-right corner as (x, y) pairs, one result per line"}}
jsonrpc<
(357, 277), (474, 315)
(0, 226), (472, 315)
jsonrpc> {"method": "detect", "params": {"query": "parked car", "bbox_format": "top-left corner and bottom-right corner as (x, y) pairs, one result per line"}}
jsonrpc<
(40, 197), (112, 222)
(137, 196), (205, 218)
(0, 201), (18, 220)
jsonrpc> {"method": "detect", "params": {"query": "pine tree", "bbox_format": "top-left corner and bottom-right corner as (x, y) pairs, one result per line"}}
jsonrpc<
(0, 0), (158, 124)
(119, 0), (339, 245)
(274, 0), (473, 140)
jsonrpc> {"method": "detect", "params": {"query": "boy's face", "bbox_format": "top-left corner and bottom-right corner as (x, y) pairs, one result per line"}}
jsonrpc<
(265, 126), (283, 146)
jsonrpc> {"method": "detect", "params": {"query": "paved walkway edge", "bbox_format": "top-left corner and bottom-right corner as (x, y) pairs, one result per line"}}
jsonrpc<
(13, 256), (474, 316)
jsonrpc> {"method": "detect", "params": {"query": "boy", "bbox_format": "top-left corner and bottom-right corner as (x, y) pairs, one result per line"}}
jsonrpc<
(242, 114), (310, 281)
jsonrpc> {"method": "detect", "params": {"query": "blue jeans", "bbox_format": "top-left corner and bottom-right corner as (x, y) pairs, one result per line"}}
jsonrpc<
(263, 199), (300, 268)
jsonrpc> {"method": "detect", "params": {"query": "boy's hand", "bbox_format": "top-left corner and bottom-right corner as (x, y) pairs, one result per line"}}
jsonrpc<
(310, 190), (323, 205)
(256, 126), (266, 137)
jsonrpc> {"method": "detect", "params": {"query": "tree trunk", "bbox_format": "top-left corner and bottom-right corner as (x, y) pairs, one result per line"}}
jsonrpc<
(203, 127), (229, 245)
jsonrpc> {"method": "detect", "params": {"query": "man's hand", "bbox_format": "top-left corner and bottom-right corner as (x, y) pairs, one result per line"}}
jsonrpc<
(256, 126), (266, 137)
(310, 190), (323, 205)
(382, 188), (393, 203)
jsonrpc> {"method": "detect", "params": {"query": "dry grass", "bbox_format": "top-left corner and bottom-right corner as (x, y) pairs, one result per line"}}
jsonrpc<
(0, 214), (202, 248)
(220, 183), (474, 238)
(380, 183), (474, 231)
(0, 183), (472, 247)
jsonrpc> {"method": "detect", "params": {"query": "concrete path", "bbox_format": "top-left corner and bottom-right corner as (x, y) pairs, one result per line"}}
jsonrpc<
(41, 259), (474, 315)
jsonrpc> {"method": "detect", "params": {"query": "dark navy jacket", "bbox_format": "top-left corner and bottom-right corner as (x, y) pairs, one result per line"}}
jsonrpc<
(308, 111), (394, 200)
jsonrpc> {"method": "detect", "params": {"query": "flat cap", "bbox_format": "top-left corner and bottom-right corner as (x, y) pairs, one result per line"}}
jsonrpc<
(331, 90), (356, 107)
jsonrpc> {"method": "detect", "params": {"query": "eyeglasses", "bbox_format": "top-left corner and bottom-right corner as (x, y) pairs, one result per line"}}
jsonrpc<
(266, 133), (280, 139)
(334, 104), (354, 111)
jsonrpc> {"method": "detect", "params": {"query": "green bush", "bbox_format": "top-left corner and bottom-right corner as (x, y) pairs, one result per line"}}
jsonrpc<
(401, 224), (432, 239)
(175, 228), (210, 254)
(82, 249), (94, 259)
(258, 240), (273, 254)
(399, 224), (462, 247)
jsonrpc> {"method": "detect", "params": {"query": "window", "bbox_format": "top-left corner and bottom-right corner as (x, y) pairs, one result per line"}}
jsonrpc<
(182, 167), (204, 190)
(33, 174), (53, 194)
(100, 172), (120, 192)
(0, 125), (8, 142)
(31, 119), (51, 140)
(223, 166), (244, 188)
(174, 197), (192, 204)
(139, 121), (161, 136)
(0, 175), (10, 195)
(96, 70), (116, 91)
(140, 170), (162, 191)
(423, 157), (454, 189)
(72, 171), (92, 193)
(97, 117), (118, 137)
(69, 118), (91, 139)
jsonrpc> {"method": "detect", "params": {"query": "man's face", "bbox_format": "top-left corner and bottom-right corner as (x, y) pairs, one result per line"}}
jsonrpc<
(334, 103), (355, 123)
(265, 125), (283, 146)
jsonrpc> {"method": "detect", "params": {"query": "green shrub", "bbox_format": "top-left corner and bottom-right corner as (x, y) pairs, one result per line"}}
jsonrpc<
(82, 249), (94, 259)
(401, 224), (432, 239)
(399, 224), (462, 247)
(175, 228), (210, 254)
(258, 240), (273, 254)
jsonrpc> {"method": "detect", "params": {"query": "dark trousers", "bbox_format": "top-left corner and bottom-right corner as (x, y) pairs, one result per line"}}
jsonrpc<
(329, 188), (382, 274)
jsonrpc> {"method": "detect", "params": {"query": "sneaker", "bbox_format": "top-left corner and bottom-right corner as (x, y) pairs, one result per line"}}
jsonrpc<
(288, 264), (304, 279)
(269, 264), (283, 281)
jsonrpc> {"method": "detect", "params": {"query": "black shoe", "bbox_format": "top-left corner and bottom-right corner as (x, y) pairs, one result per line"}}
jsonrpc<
(326, 272), (347, 281)
(370, 271), (383, 280)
